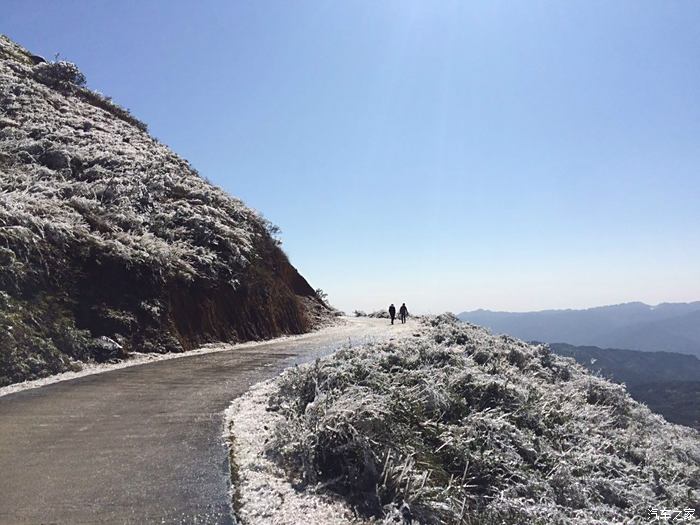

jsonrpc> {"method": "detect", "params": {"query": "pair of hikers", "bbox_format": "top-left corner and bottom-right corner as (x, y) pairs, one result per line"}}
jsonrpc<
(388, 303), (409, 325)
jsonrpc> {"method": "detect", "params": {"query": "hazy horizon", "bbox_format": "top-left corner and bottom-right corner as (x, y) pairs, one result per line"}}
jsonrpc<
(5, 1), (699, 314)
(356, 297), (700, 317)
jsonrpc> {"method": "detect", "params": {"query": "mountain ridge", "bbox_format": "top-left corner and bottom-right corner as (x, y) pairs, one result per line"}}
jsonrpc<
(459, 301), (700, 357)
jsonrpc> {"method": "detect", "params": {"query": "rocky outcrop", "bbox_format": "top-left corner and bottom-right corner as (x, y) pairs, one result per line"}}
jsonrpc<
(0, 35), (330, 386)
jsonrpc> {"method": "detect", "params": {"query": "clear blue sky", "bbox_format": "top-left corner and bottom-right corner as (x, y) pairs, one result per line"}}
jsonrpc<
(4, 1), (700, 313)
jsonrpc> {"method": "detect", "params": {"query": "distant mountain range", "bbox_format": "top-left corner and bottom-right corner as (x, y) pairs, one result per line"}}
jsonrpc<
(549, 343), (700, 429)
(458, 302), (700, 357)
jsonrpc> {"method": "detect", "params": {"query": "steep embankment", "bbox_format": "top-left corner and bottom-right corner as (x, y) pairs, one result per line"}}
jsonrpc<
(0, 35), (329, 386)
(237, 315), (699, 524)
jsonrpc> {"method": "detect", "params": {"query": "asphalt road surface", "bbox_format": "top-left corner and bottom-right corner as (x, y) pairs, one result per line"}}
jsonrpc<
(0, 317), (415, 524)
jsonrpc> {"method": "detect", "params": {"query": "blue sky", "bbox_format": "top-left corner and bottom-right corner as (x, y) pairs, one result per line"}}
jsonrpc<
(4, 1), (699, 313)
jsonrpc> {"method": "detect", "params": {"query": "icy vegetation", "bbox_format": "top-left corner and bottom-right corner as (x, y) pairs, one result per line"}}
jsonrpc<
(354, 310), (392, 319)
(227, 379), (366, 525)
(0, 35), (328, 385)
(267, 314), (699, 524)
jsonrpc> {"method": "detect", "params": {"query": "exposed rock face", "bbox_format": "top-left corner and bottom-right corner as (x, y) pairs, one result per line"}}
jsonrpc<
(0, 35), (329, 386)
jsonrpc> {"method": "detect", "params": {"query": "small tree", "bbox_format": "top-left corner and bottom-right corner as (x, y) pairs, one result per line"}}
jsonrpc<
(33, 61), (86, 89)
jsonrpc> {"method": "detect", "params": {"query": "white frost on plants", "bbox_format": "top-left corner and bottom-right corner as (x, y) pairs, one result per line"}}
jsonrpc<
(245, 315), (700, 524)
(224, 318), (417, 524)
(224, 379), (370, 525)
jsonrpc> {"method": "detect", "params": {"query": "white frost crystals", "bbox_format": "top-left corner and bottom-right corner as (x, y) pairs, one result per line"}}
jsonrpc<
(225, 380), (369, 525)
(0, 34), (265, 287)
(229, 315), (700, 524)
(1, 34), (308, 386)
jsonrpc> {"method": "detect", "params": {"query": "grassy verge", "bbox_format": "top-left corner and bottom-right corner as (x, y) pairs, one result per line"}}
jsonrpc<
(266, 314), (699, 524)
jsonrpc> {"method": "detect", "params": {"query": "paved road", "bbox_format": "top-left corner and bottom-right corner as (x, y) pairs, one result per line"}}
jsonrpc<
(0, 317), (414, 524)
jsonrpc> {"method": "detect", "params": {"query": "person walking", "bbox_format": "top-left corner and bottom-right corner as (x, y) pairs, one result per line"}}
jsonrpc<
(399, 303), (408, 324)
(388, 304), (396, 325)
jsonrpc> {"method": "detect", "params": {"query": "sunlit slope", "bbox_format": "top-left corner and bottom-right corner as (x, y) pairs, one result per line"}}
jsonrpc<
(0, 35), (328, 385)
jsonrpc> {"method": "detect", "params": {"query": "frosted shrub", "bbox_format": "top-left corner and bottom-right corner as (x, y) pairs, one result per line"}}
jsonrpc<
(33, 61), (86, 88)
(268, 316), (700, 524)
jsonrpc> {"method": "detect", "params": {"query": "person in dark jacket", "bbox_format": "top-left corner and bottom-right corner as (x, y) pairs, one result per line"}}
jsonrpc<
(388, 304), (396, 324)
(399, 303), (408, 324)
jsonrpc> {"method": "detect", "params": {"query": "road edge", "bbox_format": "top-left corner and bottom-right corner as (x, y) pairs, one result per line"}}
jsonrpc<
(0, 318), (348, 399)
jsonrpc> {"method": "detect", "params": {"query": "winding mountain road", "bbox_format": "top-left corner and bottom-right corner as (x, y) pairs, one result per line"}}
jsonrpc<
(0, 317), (414, 524)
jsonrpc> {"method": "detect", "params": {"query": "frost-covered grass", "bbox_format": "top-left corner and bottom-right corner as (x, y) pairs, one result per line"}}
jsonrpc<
(368, 310), (391, 319)
(267, 314), (700, 524)
(226, 379), (367, 525)
(0, 35), (325, 385)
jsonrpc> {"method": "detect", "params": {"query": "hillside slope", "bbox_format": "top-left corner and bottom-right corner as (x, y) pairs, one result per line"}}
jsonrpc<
(598, 309), (700, 356)
(0, 35), (329, 386)
(550, 343), (700, 429)
(549, 343), (700, 386)
(458, 302), (700, 357)
(264, 315), (699, 524)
